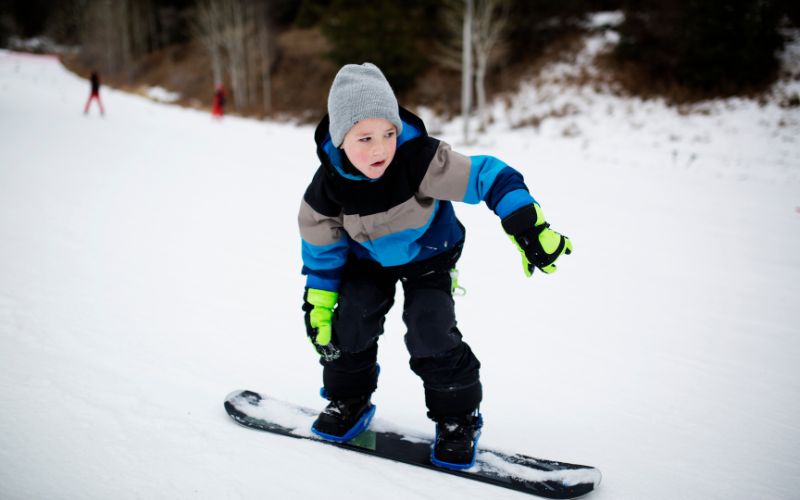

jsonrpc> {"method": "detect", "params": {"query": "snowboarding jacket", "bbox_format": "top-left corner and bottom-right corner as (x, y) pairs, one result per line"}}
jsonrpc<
(90, 72), (100, 94)
(299, 107), (537, 292)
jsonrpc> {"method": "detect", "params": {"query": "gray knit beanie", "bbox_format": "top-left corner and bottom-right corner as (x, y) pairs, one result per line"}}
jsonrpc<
(327, 63), (403, 147)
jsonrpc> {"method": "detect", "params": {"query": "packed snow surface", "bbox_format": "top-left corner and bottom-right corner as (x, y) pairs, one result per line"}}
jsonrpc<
(1, 37), (799, 500)
(146, 86), (181, 103)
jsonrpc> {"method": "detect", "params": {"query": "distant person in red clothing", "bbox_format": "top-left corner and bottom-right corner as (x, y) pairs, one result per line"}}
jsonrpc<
(83, 71), (105, 116)
(212, 84), (225, 119)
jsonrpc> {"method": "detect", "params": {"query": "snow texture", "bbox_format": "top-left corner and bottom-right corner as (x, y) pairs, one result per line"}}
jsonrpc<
(1, 22), (800, 499)
(228, 392), (318, 438)
(146, 86), (181, 103)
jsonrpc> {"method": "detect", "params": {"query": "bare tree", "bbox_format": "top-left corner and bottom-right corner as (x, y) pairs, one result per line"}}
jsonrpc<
(77, 0), (268, 111)
(434, 0), (473, 143)
(194, 0), (226, 87)
(437, 0), (508, 140)
(116, 0), (133, 82)
(223, 0), (249, 109)
(433, 0), (465, 72)
(256, 2), (273, 115)
(462, 0), (473, 144)
(199, 0), (256, 110)
(473, 0), (509, 132)
(103, 0), (114, 73)
(129, 0), (157, 60)
(195, 0), (274, 113)
(77, 0), (157, 83)
(78, 0), (127, 75)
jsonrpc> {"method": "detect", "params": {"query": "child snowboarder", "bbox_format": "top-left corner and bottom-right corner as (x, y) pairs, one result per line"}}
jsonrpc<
(298, 63), (572, 469)
(83, 71), (104, 116)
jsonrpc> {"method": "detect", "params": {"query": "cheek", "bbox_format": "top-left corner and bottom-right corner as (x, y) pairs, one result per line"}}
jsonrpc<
(388, 142), (397, 159)
(341, 142), (357, 157)
(348, 147), (371, 166)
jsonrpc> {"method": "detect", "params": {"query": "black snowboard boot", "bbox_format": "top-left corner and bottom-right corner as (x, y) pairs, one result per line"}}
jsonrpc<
(312, 394), (374, 441)
(431, 412), (483, 468)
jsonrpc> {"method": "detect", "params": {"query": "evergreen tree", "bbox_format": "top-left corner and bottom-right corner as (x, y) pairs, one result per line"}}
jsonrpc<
(320, 0), (431, 92)
(505, 0), (619, 60)
(617, 0), (785, 94)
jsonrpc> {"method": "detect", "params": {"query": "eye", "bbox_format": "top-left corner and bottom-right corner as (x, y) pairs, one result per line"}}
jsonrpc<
(359, 137), (371, 143)
(385, 131), (395, 138)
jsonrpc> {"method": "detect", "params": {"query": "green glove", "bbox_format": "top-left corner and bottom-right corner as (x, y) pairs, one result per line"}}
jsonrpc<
(501, 204), (572, 277)
(302, 288), (340, 361)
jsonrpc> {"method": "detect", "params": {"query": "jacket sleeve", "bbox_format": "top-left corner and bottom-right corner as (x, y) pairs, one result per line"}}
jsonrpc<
(415, 140), (537, 219)
(298, 171), (349, 292)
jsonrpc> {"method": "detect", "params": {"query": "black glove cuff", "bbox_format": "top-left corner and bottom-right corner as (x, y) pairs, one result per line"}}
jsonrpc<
(501, 205), (539, 236)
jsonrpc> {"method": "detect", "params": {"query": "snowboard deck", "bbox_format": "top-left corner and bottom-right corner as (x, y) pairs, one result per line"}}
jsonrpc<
(224, 390), (601, 499)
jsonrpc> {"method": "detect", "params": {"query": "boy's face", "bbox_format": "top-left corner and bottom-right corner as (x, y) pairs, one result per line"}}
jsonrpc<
(341, 118), (397, 179)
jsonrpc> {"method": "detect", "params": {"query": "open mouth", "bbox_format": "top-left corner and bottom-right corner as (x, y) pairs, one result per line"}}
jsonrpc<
(370, 160), (386, 168)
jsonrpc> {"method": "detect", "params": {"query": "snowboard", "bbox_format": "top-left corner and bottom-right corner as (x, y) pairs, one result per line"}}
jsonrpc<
(224, 390), (601, 499)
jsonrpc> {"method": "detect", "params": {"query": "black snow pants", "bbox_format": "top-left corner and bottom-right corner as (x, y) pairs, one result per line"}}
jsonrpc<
(321, 242), (482, 418)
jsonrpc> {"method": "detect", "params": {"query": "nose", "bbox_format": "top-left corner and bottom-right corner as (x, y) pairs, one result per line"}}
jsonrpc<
(372, 138), (385, 156)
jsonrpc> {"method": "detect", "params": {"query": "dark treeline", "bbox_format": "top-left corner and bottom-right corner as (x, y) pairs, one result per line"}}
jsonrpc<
(617, 0), (794, 96)
(1, 0), (797, 114)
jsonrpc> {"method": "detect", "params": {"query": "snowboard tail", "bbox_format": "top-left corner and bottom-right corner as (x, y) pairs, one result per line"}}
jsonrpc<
(224, 390), (601, 499)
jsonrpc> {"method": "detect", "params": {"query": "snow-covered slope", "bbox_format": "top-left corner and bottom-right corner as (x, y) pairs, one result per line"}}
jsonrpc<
(1, 37), (799, 500)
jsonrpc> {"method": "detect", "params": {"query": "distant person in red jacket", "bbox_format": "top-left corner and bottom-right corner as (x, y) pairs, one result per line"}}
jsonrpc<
(83, 71), (105, 116)
(212, 84), (225, 119)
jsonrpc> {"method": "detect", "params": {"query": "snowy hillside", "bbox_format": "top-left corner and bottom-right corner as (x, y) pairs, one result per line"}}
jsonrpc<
(1, 33), (799, 500)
